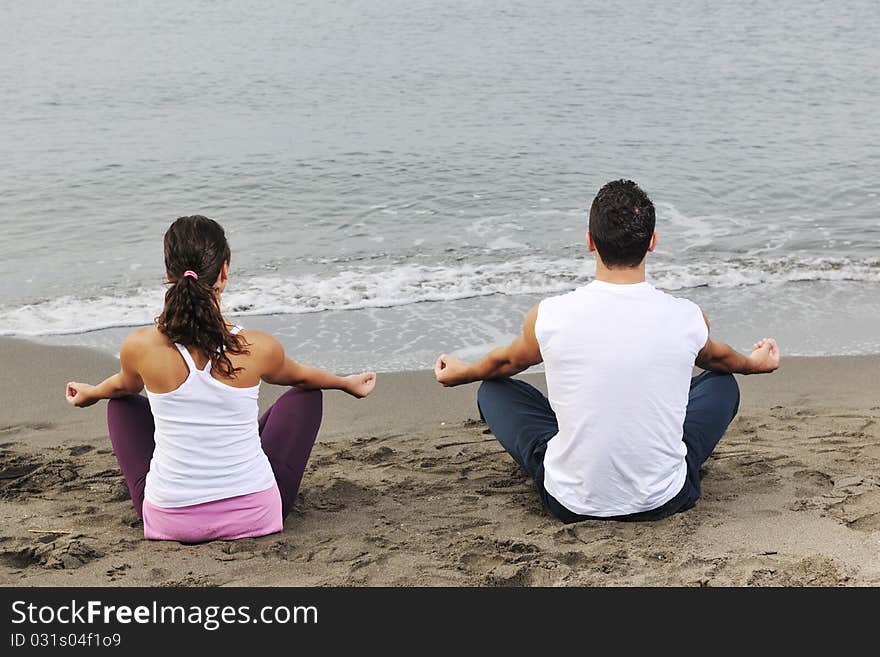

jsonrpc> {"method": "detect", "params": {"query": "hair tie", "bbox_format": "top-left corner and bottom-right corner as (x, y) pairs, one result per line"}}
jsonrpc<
(182, 270), (199, 280)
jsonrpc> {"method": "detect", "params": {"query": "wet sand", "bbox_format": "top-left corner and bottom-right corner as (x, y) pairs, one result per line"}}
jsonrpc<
(1, 336), (879, 586)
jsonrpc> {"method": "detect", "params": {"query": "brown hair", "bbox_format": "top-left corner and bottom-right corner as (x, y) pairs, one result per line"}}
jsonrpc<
(155, 215), (248, 378)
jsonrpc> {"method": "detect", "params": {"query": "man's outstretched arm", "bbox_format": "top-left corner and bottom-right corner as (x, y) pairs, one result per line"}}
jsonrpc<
(695, 314), (780, 375)
(434, 305), (543, 387)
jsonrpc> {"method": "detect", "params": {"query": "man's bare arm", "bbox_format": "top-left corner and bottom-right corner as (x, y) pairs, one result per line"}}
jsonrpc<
(695, 314), (780, 375)
(434, 305), (543, 387)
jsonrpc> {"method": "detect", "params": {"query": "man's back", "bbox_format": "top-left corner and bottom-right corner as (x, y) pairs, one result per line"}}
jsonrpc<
(535, 280), (708, 517)
(435, 179), (777, 523)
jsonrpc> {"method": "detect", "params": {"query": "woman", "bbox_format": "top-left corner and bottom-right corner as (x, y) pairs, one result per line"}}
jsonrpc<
(65, 215), (376, 542)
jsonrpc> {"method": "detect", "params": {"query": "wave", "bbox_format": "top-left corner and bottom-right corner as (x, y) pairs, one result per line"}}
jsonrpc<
(2, 255), (878, 336)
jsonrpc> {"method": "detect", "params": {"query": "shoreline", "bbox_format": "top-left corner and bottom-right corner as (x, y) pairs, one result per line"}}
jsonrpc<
(2, 335), (878, 438)
(1, 336), (879, 585)
(14, 278), (880, 376)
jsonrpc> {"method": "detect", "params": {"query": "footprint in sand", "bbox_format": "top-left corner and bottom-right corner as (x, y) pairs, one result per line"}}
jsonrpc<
(0, 454), (78, 498)
(362, 446), (395, 464)
(0, 463), (40, 480)
(0, 546), (44, 569)
(300, 477), (381, 512)
(792, 469), (834, 497)
(0, 539), (104, 570)
(0, 422), (55, 436)
(828, 490), (880, 532)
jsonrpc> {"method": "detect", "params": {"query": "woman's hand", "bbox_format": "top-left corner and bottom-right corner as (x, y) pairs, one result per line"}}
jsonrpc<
(66, 382), (99, 408)
(342, 372), (377, 398)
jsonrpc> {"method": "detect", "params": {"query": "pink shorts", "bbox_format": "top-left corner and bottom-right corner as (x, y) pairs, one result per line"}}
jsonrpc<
(142, 483), (283, 542)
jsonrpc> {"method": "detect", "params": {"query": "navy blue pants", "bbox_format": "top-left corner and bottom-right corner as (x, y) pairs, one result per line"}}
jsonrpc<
(476, 371), (740, 523)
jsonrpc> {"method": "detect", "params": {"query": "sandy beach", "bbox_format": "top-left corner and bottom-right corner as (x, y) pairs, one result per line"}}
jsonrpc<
(1, 336), (879, 586)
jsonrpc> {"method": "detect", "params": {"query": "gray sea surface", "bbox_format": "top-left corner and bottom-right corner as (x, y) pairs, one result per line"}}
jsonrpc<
(2, 1), (878, 371)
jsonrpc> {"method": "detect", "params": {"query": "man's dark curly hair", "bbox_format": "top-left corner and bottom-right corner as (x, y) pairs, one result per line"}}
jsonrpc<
(588, 180), (655, 268)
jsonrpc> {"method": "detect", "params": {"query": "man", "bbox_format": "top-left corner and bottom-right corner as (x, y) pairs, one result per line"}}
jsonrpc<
(434, 179), (780, 522)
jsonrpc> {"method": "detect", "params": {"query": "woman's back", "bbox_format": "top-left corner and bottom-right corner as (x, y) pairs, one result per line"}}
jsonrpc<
(142, 326), (276, 507)
(132, 325), (265, 393)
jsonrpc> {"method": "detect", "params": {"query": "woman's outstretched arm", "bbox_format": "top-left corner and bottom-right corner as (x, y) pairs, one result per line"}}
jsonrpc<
(66, 333), (145, 407)
(260, 333), (376, 398)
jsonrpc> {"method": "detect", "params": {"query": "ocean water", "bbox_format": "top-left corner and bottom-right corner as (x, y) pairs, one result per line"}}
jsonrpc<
(1, 0), (879, 372)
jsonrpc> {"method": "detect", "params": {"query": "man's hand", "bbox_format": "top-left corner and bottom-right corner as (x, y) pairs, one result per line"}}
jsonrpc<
(342, 372), (377, 398)
(746, 338), (781, 374)
(434, 306), (543, 387)
(66, 382), (98, 408)
(434, 354), (472, 387)
(696, 312), (781, 376)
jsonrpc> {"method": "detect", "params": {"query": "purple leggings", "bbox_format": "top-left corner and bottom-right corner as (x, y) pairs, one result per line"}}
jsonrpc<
(106, 388), (322, 519)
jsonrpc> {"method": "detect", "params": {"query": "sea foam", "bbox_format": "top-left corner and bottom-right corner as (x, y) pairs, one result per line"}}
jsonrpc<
(2, 255), (878, 337)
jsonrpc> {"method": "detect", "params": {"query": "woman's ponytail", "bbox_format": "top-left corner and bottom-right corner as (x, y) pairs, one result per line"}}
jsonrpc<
(156, 216), (248, 378)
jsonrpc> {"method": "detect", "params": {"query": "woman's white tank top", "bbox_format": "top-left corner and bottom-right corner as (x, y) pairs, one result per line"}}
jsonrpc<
(143, 327), (275, 508)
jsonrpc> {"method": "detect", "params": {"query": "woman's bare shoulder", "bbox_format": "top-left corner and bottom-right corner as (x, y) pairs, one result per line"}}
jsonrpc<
(236, 329), (285, 366)
(237, 329), (281, 352)
(124, 326), (167, 346)
(117, 327), (172, 371)
(120, 327), (175, 357)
